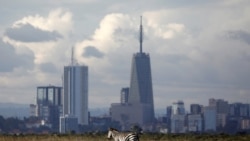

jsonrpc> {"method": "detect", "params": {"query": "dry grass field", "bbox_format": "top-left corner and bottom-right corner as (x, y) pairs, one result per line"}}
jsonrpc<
(0, 133), (249, 141)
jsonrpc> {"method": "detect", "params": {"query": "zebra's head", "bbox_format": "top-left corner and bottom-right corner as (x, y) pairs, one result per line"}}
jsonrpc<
(107, 127), (118, 139)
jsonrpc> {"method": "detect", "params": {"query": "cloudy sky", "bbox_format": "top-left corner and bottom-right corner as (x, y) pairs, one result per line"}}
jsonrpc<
(0, 0), (250, 110)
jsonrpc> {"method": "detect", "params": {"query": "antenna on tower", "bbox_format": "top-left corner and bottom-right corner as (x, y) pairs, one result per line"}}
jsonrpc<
(139, 16), (143, 53)
(71, 46), (75, 65)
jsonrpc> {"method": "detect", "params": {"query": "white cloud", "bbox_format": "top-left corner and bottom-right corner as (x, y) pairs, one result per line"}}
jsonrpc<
(13, 8), (73, 37)
(75, 13), (137, 75)
(3, 8), (73, 66)
(5, 23), (62, 42)
(0, 8), (74, 104)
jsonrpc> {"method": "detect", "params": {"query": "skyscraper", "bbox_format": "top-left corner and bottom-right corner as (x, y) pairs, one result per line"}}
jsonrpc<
(190, 104), (203, 115)
(171, 101), (186, 133)
(110, 16), (155, 127)
(209, 98), (229, 129)
(128, 16), (155, 123)
(63, 48), (89, 125)
(172, 101), (185, 115)
(204, 106), (217, 132)
(209, 98), (229, 114)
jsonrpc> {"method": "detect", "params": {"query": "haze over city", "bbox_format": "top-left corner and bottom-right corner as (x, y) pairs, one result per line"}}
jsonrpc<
(0, 0), (250, 110)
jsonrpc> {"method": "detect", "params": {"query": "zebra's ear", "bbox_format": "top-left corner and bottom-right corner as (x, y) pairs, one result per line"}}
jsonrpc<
(113, 128), (118, 131)
(109, 127), (113, 131)
(109, 127), (118, 131)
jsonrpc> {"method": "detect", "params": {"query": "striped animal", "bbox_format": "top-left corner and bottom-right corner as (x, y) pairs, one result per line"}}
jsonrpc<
(107, 128), (139, 141)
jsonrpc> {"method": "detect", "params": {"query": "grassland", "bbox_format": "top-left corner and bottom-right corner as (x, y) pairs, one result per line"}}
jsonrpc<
(0, 133), (249, 141)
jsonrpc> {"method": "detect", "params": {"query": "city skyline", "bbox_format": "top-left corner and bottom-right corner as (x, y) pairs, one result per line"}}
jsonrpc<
(0, 1), (250, 110)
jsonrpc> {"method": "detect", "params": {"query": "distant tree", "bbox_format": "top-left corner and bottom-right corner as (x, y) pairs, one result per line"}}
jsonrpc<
(131, 125), (142, 134)
(5, 117), (25, 132)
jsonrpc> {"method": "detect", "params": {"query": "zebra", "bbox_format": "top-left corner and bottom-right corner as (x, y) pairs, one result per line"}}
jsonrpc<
(107, 128), (139, 141)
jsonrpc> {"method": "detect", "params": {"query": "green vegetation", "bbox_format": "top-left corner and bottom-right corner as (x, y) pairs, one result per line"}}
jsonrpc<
(0, 133), (249, 141)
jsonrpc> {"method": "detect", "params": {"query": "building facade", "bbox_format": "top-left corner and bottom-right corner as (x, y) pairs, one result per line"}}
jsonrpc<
(120, 87), (129, 104)
(190, 104), (203, 115)
(36, 85), (63, 132)
(110, 103), (155, 130)
(171, 114), (186, 133)
(30, 104), (37, 117)
(128, 52), (155, 124)
(60, 115), (78, 133)
(63, 65), (88, 125)
(171, 101), (186, 133)
(229, 103), (250, 117)
(172, 101), (185, 115)
(209, 98), (229, 130)
(204, 106), (216, 132)
(188, 114), (203, 132)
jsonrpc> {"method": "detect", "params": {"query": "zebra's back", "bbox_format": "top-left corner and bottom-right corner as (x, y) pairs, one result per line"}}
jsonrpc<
(125, 133), (139, 141)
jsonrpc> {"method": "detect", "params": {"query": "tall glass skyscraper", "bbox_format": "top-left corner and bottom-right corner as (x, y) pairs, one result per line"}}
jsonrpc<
(129, 53), (153, 104)
(128, 16), (155, 123)
(63, 49), (89, 125)
(110, 16), (155, 127)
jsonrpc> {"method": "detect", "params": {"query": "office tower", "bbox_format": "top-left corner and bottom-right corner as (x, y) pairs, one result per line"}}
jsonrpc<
(120, 87), (129, 104)
(171, 114), (186, 133)
(209, 98), (217, 107)
(36, 85), (63, 132)
(188, 114), (203, 132)
(216, 99), (229, 114)
(166, 106), (172, 132)
(29, 104), (37, 117)
(128, 16), (155, 123)
(209, 98), (229, 130)
(188, 104), (203, 132)
(63, 49), (88, 125)
(110, 17), (155, 128)
(229, 103), (249, 117)
(209, 98), (229, 114)
(171, 101), (186, 133)
(172, 101), (185, 115)
(190, 104), (203, 115)
(204, 106), (216, 132)
(166, 106), (172, 117)
(241, 119), (250, 130)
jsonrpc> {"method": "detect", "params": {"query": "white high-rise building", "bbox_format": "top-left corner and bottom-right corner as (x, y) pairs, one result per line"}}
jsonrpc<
(62, 47), (89, 126)
(63, 64), (88, 125)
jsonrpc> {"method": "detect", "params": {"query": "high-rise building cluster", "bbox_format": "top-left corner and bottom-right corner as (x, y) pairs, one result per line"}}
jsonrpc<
(30, 47), (89, 133)
(164, 98), (250, 134)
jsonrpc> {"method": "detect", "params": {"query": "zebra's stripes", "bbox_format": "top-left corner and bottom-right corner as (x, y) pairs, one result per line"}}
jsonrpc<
(107, 128), (139, 141)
